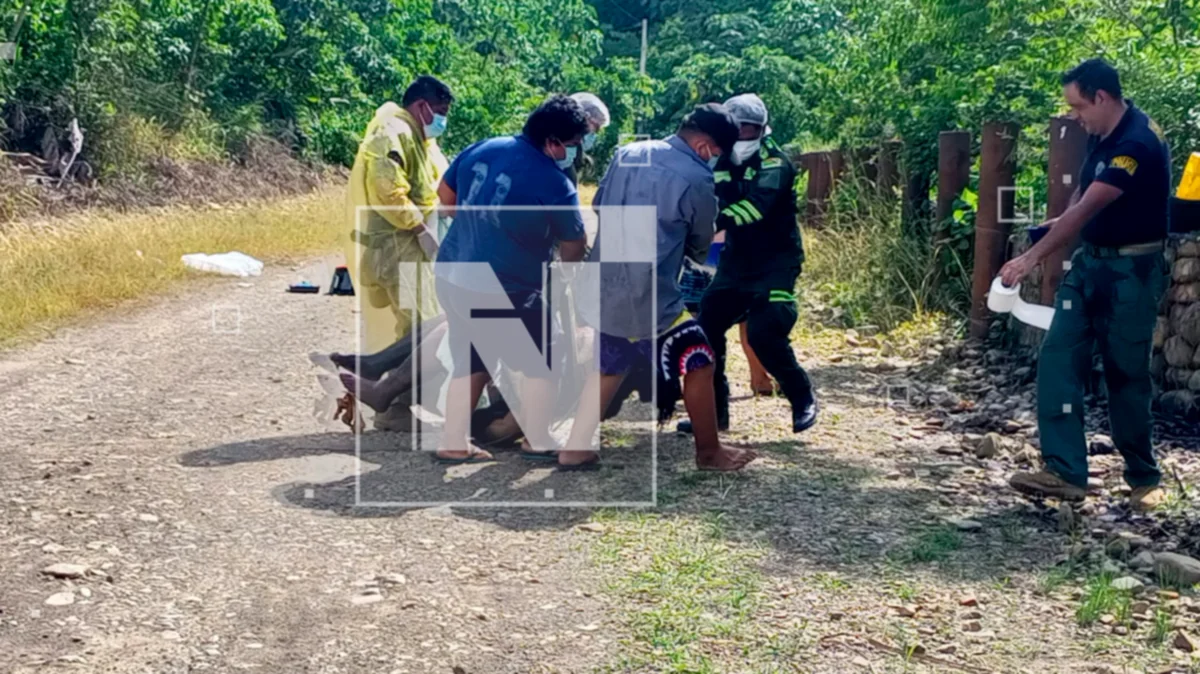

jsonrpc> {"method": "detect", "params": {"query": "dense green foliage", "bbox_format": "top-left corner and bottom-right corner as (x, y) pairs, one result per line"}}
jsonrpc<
(0, 0), (646, 174)
(2, 0), (1197, 183)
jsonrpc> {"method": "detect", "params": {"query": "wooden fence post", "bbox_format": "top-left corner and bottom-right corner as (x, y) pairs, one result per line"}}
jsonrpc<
(970, 121), (1018, 339)
(1041, 116), (1088, 304)
(935, 131), (972, 226)
(877, 140), (901, 197)
(805, 150), (844, 227)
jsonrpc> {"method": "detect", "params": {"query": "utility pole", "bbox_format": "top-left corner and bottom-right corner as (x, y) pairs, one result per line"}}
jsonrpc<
(639, 17), (648, 75)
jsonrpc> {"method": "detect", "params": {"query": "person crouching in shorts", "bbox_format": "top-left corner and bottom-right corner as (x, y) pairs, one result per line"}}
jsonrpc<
(559, 104), (757, 472)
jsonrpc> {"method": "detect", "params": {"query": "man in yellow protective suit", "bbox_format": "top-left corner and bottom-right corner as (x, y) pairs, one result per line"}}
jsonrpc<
(345, 75), (454, 352)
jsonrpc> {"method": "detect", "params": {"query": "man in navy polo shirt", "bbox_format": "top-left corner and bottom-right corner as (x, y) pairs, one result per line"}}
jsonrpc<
(1001, 59), (1172, 511)
(433, 95), (590, 464)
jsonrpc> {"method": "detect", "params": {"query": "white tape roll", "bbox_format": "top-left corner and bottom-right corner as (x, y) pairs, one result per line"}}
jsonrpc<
(987, 277), (1055, 330)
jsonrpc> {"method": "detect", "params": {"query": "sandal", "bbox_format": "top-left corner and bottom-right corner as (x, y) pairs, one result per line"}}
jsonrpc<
(434, 450), (494, 465)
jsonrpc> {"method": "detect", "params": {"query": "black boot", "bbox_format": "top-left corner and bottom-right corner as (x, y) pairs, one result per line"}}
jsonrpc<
(791, 391), (818, 433)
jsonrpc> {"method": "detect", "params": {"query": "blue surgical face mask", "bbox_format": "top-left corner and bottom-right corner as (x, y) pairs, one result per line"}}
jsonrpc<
(424, 113), (447, 139)
(707, 154), (720, 169)
(583, 132), (598, 151)
(556, 145), (578, 170)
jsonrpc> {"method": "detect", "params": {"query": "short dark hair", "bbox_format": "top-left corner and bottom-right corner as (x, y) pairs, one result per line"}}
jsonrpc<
(523, 94), (589, 148)
(402, 75), (454, 107)
(678, 103), (739, 155)
(1062, 59), (1122, 101)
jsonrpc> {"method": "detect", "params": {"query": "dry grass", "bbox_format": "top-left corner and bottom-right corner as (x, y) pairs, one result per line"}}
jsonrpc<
(0, 188), (341, 345)
(578, 182), (597, 206)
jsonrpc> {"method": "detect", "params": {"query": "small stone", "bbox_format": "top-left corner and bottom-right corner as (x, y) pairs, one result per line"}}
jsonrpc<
(351, 593), (384, 606)
(1087, 477), (1105, 493)
(1112, 625), (1128, 635)
(1106, 538), (1132, 559)
(576, 523), (606, 533)
(378, 574), (407, 586)
(963, 620), (982, 632)
(138, 513), (159, 523)
(1117, 531), (1152, 549)
(1133, 551), (1157, 569)
(975, 433), (1002, 459)
(888, 604), (918, 618)
(1132, 601), (1151, 615)
(934, 643), (957, 655)
(41, 563), (88, 579)
(1100, 614), (1116, 625)
(961, 611), (983, 620)
(45, 592), (75, 607)
(400, 600), (418, 609)
(959, 595), (978, 607)
(1161, 590), (1182, 601)
(1089, 435), (1116, 455)
(937, 445), (964, 456)
(41, 543), (69, 554)
(829, 610), (846, 620)
(851, 656), (870, 668)
(79, 587), (91, 599)
(1016, 444), (1040, 466)
(1175, 630), (1197, 652)
(162, 630), (181, 641)
(951, 519), (983, 532)
(1058, 503), (1080, 533)
(1002, 420), (1023, 434)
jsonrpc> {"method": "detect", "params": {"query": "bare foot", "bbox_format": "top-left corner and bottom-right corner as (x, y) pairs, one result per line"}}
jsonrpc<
(339, 372), (391, 412)
(695, 445), (758, 472)
(435, 442), (494, 463)
(557, 449), (600, 467)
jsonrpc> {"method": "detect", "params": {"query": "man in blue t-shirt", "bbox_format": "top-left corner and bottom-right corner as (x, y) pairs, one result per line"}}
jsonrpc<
(432, 95), (589, 464)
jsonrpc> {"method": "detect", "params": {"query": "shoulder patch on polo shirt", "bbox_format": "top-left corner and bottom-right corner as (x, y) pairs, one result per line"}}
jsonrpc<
(744, 166), (757, 181)
(762, 157), (783, 169)
(1111, 155), (1138, 176)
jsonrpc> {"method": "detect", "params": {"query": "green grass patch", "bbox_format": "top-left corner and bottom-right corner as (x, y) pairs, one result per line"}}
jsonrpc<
(591, 511), (787, 672)
(1150, 606), (1174, 645)
(891, 581), (918, 601)
(1037, 564), (1075, 595)
(1076, 572), (1138, 627)
(890, 526), (963, 565)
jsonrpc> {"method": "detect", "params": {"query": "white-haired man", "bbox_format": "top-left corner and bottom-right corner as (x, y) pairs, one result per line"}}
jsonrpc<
(566, 92), (611, 185)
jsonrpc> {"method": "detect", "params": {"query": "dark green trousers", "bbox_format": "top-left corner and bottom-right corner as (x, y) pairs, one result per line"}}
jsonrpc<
(1037, 246), (1168, 489)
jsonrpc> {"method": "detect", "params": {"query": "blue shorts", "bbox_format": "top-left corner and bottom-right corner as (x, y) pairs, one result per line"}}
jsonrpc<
(597, 316), (714, 422)
(598, 317), (714, 380)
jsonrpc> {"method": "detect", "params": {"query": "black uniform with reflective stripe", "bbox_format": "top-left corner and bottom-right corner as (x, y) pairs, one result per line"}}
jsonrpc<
(713, 137), (803, 280)
(1077, 102), (1172, 247)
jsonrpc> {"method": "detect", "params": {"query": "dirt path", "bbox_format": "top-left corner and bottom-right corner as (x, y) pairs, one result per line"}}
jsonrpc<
(2, 257), (1199, 674)
(0, 259), (613, 674)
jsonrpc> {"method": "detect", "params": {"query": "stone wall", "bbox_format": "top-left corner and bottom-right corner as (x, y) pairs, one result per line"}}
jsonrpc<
(1002, 232), (1200, 421)
(1153, 233), (1200, 420)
